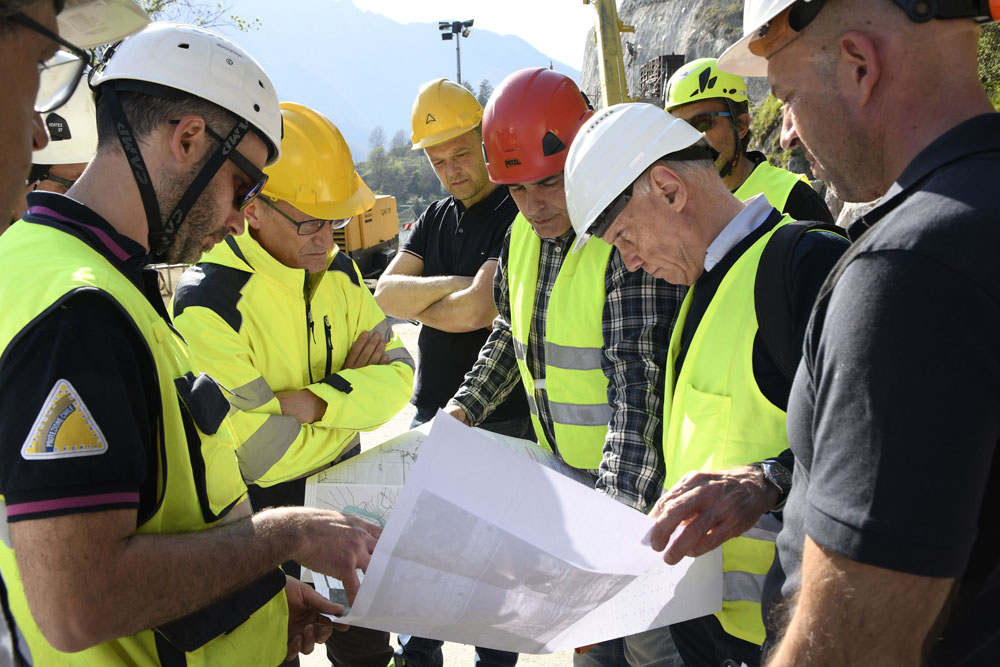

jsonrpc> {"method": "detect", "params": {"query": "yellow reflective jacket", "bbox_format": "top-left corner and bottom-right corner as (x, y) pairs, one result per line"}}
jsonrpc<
(171, 233), (414, 486)
(0, 220), (287, 666)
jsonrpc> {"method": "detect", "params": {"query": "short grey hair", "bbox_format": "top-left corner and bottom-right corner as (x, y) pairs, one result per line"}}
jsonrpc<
(635, 156), (723, 199)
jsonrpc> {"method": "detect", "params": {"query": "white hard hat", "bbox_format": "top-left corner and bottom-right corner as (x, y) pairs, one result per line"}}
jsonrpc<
(34, 70), (97, 165)
(565, 103), (706, 253)
(58, 0), (150, 49)
(718, 0), (798, 77)
(90, 22), (282, 164)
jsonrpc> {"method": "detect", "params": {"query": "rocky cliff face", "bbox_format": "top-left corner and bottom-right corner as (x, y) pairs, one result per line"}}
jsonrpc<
(580, 0), (748, 106)
(580, 0), (786, 159)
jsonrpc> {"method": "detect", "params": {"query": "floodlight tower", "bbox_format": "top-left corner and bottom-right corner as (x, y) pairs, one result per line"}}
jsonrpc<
(438, 19), (474, 85)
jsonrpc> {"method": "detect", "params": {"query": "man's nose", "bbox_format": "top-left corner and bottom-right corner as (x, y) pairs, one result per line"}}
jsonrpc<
(780, 105), (801, 151)
(31, 112), (49, 152)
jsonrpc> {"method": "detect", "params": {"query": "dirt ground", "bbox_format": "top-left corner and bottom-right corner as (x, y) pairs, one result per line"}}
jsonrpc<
(302, 319), (573, 666)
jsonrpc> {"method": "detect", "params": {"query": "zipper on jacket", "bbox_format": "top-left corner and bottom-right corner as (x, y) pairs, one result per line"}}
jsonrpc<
(306, 304), (315, 383)
(324, 315), (333, 378)
(305, 272), (316, 383)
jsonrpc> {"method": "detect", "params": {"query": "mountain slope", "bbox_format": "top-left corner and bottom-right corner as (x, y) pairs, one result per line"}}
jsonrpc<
(216, 0), (580, 158)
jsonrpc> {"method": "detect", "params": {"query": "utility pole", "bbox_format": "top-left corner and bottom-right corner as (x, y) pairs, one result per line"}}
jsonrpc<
(586, 0), (635, 106)
(439, 19), (474, 85)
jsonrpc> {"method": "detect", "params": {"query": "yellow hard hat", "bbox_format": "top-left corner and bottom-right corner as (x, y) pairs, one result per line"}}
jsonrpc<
(410, 78), (483, 150)
(664, 58), (749, 111)
(261, 102), (375, 219)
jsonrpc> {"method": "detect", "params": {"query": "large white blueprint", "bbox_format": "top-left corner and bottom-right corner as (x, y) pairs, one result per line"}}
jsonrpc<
(326, 414), (721, 654)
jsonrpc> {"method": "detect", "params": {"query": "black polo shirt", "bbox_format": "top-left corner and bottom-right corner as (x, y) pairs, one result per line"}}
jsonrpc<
(768, 113), (1000, 664)
(402, 186), (528, 421)
(0, 192), (162, 524)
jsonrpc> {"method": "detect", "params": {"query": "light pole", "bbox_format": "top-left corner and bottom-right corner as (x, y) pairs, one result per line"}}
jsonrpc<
(438, 20), (474, 85)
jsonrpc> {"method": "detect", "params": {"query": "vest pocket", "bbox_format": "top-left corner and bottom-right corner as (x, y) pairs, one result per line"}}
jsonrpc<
(175, 373), (246, 523)
(678, 385), (733, 472)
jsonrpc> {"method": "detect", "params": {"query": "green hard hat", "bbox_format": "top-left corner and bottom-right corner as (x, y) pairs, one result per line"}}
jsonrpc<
(664, 57), (749, 110)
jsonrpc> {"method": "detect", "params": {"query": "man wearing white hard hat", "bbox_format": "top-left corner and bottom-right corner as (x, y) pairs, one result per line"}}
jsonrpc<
(0, 21), (384, 666)
(564, 102), (847, 667)
(8, 69), (97, 230)
(717, 0), (1000, 664)
(0, 0), (147, 226)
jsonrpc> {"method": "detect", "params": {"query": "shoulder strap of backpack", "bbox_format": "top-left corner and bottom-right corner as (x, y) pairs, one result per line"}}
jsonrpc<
(754, 221), (848, 383)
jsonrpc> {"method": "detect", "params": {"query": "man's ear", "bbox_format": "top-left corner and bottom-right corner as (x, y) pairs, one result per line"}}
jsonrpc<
(839, 31), (881, 107)
(736, 112), (751, 141)
(244, 200), (263, 230)
(649, 164), (687, 211)
(166, 114), (209, 165)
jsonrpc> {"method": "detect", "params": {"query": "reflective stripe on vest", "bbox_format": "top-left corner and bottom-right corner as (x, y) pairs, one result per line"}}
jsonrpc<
(507, 214), (612, 469)
(662, 217), (793, 646)
(733, 158), (810, 214)
(0, 221), (287, 666)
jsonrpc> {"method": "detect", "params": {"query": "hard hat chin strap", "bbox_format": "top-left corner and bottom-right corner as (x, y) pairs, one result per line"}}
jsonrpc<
(102, 83), (247, 261)
(102, 84), (163, 254)
(890, 0), (999, 22)
(718, 97), (742, 180)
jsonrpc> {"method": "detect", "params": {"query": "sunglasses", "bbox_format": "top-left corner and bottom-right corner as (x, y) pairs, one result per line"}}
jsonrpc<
(261, 196), (350, 236)
(201, 124), (269, 211)
(686, 111), (732, 134)
(587, 182), (634, 242)
(10, 12), (89, 114)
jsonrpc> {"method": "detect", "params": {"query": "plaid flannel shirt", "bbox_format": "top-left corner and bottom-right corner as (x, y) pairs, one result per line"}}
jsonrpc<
(450, 228), (686, 512)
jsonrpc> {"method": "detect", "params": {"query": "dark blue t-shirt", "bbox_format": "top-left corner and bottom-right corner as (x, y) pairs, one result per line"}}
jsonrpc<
(769, 113), (1000, 665)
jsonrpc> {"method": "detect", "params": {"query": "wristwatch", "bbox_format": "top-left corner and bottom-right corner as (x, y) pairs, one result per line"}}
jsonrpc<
(750, 460), (792, 512)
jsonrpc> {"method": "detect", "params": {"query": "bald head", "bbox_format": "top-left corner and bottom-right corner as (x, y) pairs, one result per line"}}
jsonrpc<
(766, 0), (990, 201)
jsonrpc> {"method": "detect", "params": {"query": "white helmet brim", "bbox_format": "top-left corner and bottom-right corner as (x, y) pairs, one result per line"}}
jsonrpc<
(58, 0), (150, 49)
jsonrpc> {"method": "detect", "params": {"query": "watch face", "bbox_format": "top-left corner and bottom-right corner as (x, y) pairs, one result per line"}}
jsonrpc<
(762, 461), (792, 492)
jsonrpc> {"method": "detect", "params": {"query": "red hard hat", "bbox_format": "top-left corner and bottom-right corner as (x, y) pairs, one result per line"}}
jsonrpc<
(482, 68), (594, 185)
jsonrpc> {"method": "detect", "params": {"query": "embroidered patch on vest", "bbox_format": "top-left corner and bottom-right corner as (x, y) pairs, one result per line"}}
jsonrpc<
(22, 379), (108, 459)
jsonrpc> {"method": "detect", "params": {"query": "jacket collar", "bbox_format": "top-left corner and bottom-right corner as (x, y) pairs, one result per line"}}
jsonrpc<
(206, 229), (339, 296)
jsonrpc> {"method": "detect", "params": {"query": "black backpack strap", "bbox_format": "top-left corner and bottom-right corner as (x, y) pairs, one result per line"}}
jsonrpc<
(755, 221), (848, 383)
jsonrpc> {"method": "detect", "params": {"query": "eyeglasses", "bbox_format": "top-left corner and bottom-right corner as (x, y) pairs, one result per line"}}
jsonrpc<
(587, 181), (634, 241)
(685, 111), (733, 134)
(200, 123), (269, 211)
(33, 173), (77, 190)
(261, 197), (350, 236)
(750, 1), (830, 59)
(10, 12), (89, 113)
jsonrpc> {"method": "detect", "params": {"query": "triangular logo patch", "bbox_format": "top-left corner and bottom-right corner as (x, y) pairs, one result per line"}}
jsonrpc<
(425, 113), (436, 124)
(22, 379), (108, 459)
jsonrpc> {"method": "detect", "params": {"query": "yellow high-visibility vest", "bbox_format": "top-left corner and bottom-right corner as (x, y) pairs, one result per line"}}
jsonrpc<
(507, 214), (612, 469)
(662, 216), (794, 645)
(0, 220), (287, 666)
(734, 157), (810, 212)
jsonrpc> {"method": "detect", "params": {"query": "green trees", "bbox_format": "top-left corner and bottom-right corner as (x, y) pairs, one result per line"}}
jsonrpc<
(357, 137), (445, 214)
(979, 23), (1000, 111)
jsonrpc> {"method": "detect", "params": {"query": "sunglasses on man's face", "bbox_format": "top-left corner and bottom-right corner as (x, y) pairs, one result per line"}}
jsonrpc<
(201, 125), (269, 211)
(685, 111), (733, 134)
(587, 181), (634, 242)
(10, 12), (89, 114)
